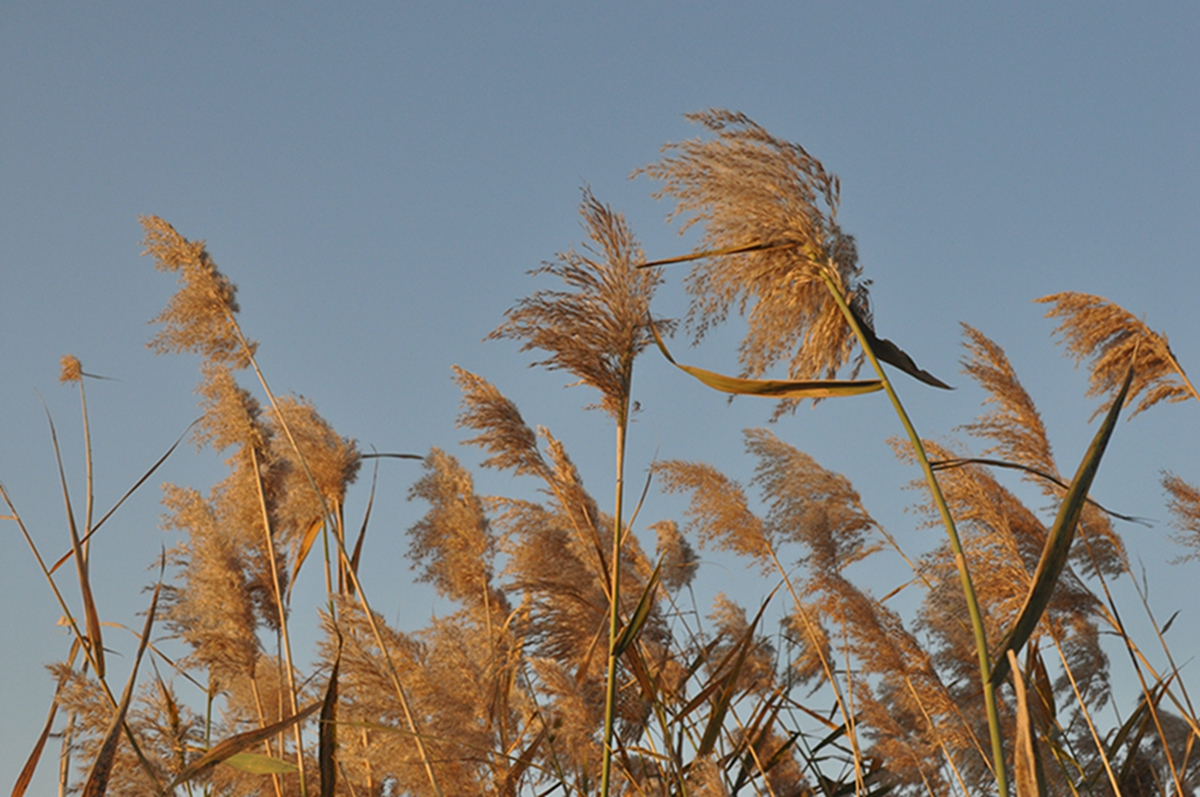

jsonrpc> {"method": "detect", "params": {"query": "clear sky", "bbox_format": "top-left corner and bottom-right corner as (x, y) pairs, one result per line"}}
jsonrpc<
(3, 4), (1199, 791)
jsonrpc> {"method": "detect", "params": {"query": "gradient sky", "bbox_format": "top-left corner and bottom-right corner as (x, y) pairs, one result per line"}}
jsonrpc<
(3, 4), (1199, 791)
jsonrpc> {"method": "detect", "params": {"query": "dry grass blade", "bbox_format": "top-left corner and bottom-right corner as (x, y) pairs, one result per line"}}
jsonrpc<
(991, 364), (1133, 685)
(81, 578), (162, 797)
(11, 699), (58, 797)
(696, 598), (772, 760)
(289, 516), (324, 602)
(347, 458), (381, 592)
(168, 702), (321, 791)
(42, 402), (105, 679)
(1008, 651), (1045, 797)
(319, 639), (342, 797)
(11, 639), (81, 797)
(50, 420), (196, 575)
(649, 316), (882, 399)
(930, 457), (1147, 525)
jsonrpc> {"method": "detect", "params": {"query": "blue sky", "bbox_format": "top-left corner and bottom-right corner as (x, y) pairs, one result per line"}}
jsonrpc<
(3, 4), (1199, 790)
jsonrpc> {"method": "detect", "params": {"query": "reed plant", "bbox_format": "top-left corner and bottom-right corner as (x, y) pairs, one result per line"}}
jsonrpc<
(7, 112), (1200, 797)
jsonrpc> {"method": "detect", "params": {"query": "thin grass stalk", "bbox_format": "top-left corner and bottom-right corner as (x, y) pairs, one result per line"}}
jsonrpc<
(600, 403), (630, 797)
(250, 445), (307, 794)
(1127, 562), (1200, 732)
(248, 673), (287, 797)
(1048, 635), (1123, 796)
(769, 533), (867, 791)
(1076, 534), (1188, 796)
(902, 673), (973, 797)
(75, 379), (95, 563)
(220, 308), (445, 797)
(815, 264), (1010, 797)
(0, 482), (165, 791)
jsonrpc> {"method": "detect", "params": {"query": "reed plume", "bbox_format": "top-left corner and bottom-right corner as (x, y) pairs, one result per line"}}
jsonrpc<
(1163, 473), (1200, 563)
(488, 188), (666, 421)
(640, 109), (868, 413)
(1038, 292), (1199, 418)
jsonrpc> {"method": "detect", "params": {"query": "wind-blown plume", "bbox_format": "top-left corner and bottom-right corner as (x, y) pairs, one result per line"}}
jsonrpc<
(640, 110), (867, 394)
(1038, 292), (1197, 418)
(489, 189), (667, 420)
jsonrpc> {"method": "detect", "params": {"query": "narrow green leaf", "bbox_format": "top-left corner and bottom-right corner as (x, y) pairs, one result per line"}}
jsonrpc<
(222, 753), (299, 775)
(168, 702), (321, 791)
(991, 364), (1134, 684)
(612, 560), (661, 657)
(648, 317), (882, 399)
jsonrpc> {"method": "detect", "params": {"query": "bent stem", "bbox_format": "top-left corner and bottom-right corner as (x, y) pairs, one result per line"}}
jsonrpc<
(817, 266), (1010, 797)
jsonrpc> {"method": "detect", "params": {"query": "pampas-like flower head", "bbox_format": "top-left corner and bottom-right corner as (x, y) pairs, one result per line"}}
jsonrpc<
(1038, 292), (1194, 418)
(641, 110), (869, 390)
(142, 215), (256, 368)
(489, 189), (666, 421)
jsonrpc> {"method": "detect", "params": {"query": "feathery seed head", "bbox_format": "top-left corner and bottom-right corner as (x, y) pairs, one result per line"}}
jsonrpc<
(59, 354), (83, 383)
(1038, 292), (1192, 419)
(641, 110), (869, 399)
(489, 189), (667, 421)
(142, 215), (256, 368)
(652, 519), (699, 592)
(269, 396), (361, 538)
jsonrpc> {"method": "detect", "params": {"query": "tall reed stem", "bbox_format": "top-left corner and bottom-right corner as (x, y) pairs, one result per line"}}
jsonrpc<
(599, 399), (629, 797)
(817, 266), (1010, 797)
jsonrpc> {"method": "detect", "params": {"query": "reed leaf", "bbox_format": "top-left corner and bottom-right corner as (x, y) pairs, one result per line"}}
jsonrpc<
(1009, 651), (1046, 797)
(167, 702), (321, 791)
(43, 404), (105, 679)
(222, 753), (299, 775)
(50, 421), (196, 575)
(612, 559), (662, 657)
(649, 316), (881, 399)
(990, 364), (1133, 685)
(696, 599), (769, 759)
(11, 700), (57, 797)
(319, 640), (341, 797)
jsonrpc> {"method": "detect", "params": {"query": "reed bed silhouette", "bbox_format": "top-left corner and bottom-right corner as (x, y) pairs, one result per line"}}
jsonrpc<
(7, 111), (1200, 797)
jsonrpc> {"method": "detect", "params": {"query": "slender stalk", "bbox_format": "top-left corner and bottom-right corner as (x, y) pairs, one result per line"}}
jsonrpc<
(77, 380), (94, 561)
(599, 401), (629, 797)
(816, 265), (1010, 797)
(223, 310), (444, 797)
(251, 445), (307, 795)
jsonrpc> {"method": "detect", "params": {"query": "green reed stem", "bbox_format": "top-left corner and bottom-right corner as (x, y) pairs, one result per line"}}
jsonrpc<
(600, 399), (629, 797)
(817, 266), (1010, 797)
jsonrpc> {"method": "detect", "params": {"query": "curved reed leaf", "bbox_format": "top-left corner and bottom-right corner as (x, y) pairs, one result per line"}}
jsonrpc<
(649, 317), (881, 399)
(990, 364), (1133, 685)
(167, 702), (321, 791)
